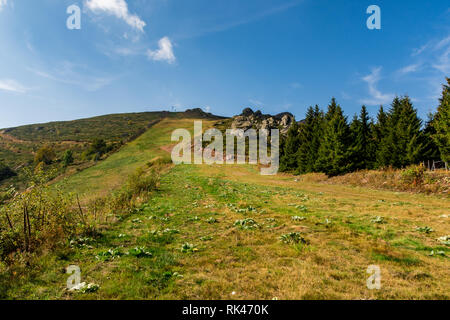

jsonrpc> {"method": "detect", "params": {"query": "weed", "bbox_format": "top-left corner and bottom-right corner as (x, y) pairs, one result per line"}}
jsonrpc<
(96, 248), (123, 261)
(234, 219), (259, 230)
(127, 247), (152, 258)
(181, 243), (198, 253)
(280, 232), (308, 245)
(206, 217), (218, 224)
(371, 216), (386, 224)
(416, 226), (434, 234)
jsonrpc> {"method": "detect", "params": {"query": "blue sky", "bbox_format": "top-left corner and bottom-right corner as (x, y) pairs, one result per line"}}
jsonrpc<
(0, 0), (449, 128)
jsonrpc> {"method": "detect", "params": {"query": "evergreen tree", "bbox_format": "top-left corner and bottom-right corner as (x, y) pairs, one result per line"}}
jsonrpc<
(350, 106), (374, 170)
(421, 114), (441, 162)
(399, 96), (424, 166)
(373, 106), (388, 167)
(433, 78), (450, 163)
(279, 121), (300, 172)
(377, 97), (423, 168)
(296, 106), (324, 174)
(316, 99), (352, 176)
(62, 150), (74, 167)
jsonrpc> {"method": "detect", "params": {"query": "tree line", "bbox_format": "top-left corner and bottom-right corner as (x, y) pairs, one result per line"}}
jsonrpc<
(280, 78), (450, 176)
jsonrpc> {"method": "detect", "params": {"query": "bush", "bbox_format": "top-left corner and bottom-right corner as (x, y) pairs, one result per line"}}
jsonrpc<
(0, 161), (16, 182)
(34, 145), (56, 165)
(401, 165), (425, 185)
(109, 167), (160, 211)
(62, 150), (74, 167)
(127, 167), (159, 195)
(0, 167), (79, 259)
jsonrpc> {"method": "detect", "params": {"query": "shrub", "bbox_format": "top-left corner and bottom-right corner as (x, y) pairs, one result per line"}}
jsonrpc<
(126, 167), (160, 196)
(0, 161), (16, 182)
(62, 150), (74, 167)
(34, 145), (56, 165)
(0, 167), (79, 259)
(401, 165), (425, 185)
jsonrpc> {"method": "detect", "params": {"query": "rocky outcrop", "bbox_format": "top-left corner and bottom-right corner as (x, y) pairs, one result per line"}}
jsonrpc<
(231, 108), (295, 135)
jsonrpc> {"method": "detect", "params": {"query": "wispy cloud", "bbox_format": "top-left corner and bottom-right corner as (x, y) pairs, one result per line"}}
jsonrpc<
(290, 82), (302, 89)
(85, 0), (146, 32)
(0, 0), (7, 11)
(176, 0), (303, 40)
(28, 62), (115, 92)
(147, 37), (176, 64)
(0, 79), (27, 93)
(410, 34), (450, 99)
(397, 63), (421, 75)
(360, 67), (394, 106)
(249, 98), (264, 106)
(432, 46), (450, 74)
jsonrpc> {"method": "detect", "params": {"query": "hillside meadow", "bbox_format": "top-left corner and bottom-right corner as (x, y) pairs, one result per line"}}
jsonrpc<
(0, 118), (448, 300)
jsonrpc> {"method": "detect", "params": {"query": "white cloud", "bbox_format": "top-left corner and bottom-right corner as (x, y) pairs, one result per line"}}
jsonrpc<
(0, 0), (7, 11)
(249, 98), (264, 106)
(432, 46), (450, 74)
(85, 0), (146, 32)
(0, 79), (27, 93)
(147, 37), (176, 64)
(360, 67), (394, 106)
(397, 63), (421, 75)
(28, 62), (115, 92)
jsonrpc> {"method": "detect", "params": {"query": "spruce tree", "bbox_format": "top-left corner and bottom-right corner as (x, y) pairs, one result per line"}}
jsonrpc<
(296, 106), (324, 174)
(279, 121), (300, 172)
(316, 99), (352, 176)
(433, 78), (450, 163)
(377, 96), (423, 168)
(421, 114), (441, 163)
(350, 106), (374, 170)
(373, 106), (388, 167)
(398, 96), (424, 166)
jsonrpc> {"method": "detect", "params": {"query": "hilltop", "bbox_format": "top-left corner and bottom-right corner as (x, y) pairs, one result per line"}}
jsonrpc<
(0, 108), (224, 187)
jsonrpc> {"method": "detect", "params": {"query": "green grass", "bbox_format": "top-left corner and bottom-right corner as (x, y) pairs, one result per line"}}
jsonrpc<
(1, 118), (449, 300)
(0, 109), (223, 187)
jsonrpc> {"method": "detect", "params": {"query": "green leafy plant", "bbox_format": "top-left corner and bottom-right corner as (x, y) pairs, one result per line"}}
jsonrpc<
(127, 247), (152, 258)
(206, 217), (218, 224)
(371, 216), (386, 224)
(416, 226), (434, 234)
(234, 219), (259, 230)
(437, 235), (450, 246)
(96, 248), (123, 261)
(280, 232), (308, 245)
(181, 243), (198, 253)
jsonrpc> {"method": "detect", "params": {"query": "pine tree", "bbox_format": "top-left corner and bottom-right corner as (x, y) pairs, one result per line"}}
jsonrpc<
(316, 99), (352, 176)
(350, 106), (374, 170)
(373, 106), (388, 168)
(421, 114), (441, 162)
(433, 78), (450, 163)
(296, 106), (324, 174)
(377, 97), (423, 168)
(398, 96), (423, 166)
(279, 121), (300, 172)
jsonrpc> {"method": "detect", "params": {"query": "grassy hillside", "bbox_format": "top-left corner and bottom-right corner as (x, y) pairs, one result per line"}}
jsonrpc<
(1, 118), (448, 300)
(0, 109), (223, 187)
(58, 118), (218, 199)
